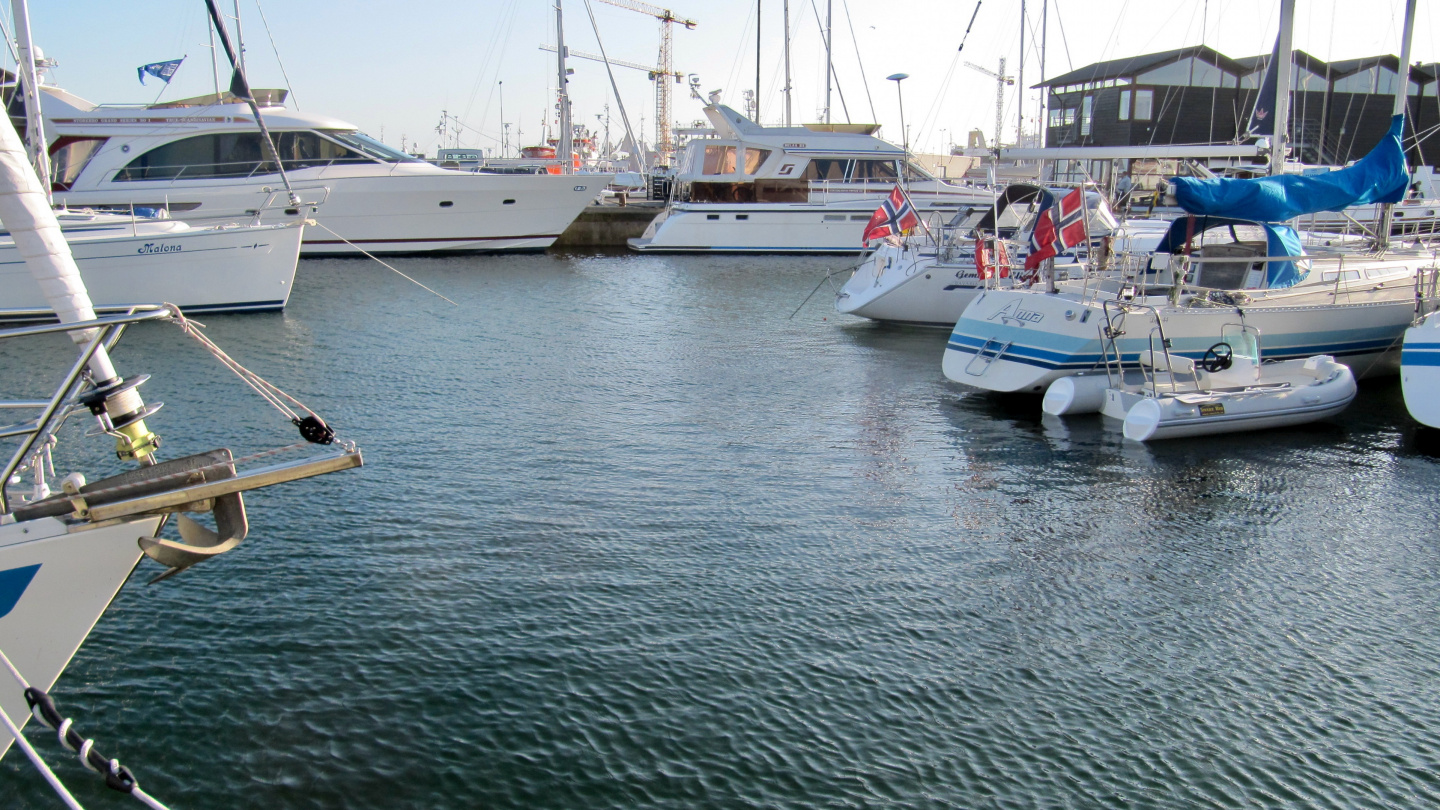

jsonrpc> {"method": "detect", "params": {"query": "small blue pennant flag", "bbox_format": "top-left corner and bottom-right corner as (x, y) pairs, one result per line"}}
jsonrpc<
(138, 58), (184, 86)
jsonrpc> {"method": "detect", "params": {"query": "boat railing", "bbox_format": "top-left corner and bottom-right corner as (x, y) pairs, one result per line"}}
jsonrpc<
(1096, 300), (1198, 396)
(0, 307), (173, 515)
(1417, 265), (1440, 319)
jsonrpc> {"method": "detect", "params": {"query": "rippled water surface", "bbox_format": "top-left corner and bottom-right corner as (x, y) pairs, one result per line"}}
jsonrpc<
(6, 251), (1440, 808)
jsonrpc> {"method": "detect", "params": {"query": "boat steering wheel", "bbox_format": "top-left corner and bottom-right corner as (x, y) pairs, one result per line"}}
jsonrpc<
(1201, 342), (1234, 373)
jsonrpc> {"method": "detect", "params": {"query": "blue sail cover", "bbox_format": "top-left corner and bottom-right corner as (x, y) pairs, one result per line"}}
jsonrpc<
(1170, 114), (1410, 222)
(1153, 216), (1308, 288)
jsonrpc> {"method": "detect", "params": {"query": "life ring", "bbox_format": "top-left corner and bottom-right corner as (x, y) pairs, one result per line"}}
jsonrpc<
(974, 236), (1011, 281)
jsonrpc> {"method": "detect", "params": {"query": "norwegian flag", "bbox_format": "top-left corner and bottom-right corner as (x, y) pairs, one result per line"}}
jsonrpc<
(862, 185), (920, 244)
(1024, 188), (1090, 271)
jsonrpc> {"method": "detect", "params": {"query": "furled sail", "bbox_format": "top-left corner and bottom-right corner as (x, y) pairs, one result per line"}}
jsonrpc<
(1170, 114), (1409, 223)
(1245, 36), (1281, 138)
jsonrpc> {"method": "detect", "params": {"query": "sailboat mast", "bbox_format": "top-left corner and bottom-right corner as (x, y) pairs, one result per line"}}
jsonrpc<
(1377, 0), (1417, 247)
(11, 0), (50, 204)
(1268, 0), (1294, 177)
(755, 0), (761, 122)
(232, 0), (246, 74)
(824, 0), (832, 124)
(1039, 0), (1047, 148)
(1393, 1), (1417, 119)
(783, 0), (792, 126)
(1017, 0), (1025, 147)
(556, 0), (572, 174)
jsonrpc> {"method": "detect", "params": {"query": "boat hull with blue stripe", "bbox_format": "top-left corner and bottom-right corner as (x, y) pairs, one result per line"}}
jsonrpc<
(944, 264), (1426, 393)
(1402, 312), (1440, 427)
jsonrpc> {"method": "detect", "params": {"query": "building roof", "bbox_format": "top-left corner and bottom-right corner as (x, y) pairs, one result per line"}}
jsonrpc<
(1038, 45), (1247, 88)
(1041, 46), (1430, 89)
(1231, 49), (1329, 78)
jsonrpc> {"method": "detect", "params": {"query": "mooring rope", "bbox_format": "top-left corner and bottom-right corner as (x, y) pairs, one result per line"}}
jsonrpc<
(308, 220), (458, 305)
(0, 645), (171, 810)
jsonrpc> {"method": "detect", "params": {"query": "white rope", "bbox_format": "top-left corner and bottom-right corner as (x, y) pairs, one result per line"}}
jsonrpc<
(0, 645), (172, 809)
(0, 645), (86, 809)
(0, 699), (85, 810)
(167, 307), (317, 423)
(309, 220), (458, 305)
(131, 787), (170, 810)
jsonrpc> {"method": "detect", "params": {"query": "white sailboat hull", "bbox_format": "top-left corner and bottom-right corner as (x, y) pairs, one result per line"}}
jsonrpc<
(0, 221), (303, 321)
(0, 515), (163, 760)
(1402, 312), (1440, 427)
(836, 244), (993, 326)
(944, 282), (1420, 393)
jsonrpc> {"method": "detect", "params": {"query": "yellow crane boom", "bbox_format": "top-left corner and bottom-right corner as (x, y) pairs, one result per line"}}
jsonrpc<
(595, 0), (696, 162)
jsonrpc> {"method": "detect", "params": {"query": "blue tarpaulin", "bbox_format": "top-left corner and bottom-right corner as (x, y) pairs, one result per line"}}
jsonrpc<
(1153, 216), (1308, 289)
(1170, 114), (1409, 223)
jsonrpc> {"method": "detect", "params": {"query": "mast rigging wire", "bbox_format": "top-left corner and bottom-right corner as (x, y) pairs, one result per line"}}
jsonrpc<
(251, 0), (299, 110)
(840, 0), (877, 123)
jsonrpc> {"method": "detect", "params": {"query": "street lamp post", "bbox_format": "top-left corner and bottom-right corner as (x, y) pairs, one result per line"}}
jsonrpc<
(887, 73), (910, 181)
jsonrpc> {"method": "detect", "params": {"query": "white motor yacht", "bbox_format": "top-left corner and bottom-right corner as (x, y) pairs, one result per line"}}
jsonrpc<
(38, 85), (609, 255)
(629, 104), (995, 253)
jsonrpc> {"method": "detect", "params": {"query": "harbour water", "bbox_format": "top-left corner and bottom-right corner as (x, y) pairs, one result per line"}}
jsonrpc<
(6, 252), (1440, 807)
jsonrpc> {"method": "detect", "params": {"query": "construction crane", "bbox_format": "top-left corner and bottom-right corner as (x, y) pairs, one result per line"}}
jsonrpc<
(595, 0), (696, 163)
(965, 57), (1013, 159)
(539, 43), (681, 82)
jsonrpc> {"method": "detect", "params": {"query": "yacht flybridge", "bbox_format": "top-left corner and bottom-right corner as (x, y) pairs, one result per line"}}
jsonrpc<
(629, 104), (995, 253)
(37, 85), (609, 255)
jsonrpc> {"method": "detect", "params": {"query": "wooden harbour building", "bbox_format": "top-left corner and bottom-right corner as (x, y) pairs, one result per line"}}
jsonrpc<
(1039, 46), (1440, 167)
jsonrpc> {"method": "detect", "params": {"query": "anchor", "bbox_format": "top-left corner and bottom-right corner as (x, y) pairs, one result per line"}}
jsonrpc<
(139, 490), (248, 584)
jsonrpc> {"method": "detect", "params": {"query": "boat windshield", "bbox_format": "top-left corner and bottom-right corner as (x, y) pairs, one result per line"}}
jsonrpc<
(321, 130), (422, 163)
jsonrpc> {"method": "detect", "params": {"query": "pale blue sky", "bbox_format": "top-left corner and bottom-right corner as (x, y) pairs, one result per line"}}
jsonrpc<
(20, 1), (1440, 156)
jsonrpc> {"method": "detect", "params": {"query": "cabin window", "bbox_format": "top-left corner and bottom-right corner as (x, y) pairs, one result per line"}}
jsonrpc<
(1118, 90), (1131, 121)
(850, 159), (900, 182)
(742, 148), (771, 174)
(702, 145), (738, 174)
(115, 132), (369, 181)
(902, 162), (931, 182)
(802, 159), (848, 181)
(319, 130), (422, 163)
(117, 133), (270, 180)
(1080, 96), (1094, 136)
(274, 131), (370, 168)
(1133, 89), (1154, 121)
(49, 137), (107, 190)
(1048, 108), (1076, 128)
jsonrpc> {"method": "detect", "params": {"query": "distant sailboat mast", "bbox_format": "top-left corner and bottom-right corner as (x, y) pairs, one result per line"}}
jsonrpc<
(1376, 0), (1418, 246)
(10, 0), (50, 204)
(556, 0), (573, 174)
(1269, 0), (1294, 177)
(782, 0), (792, 126)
